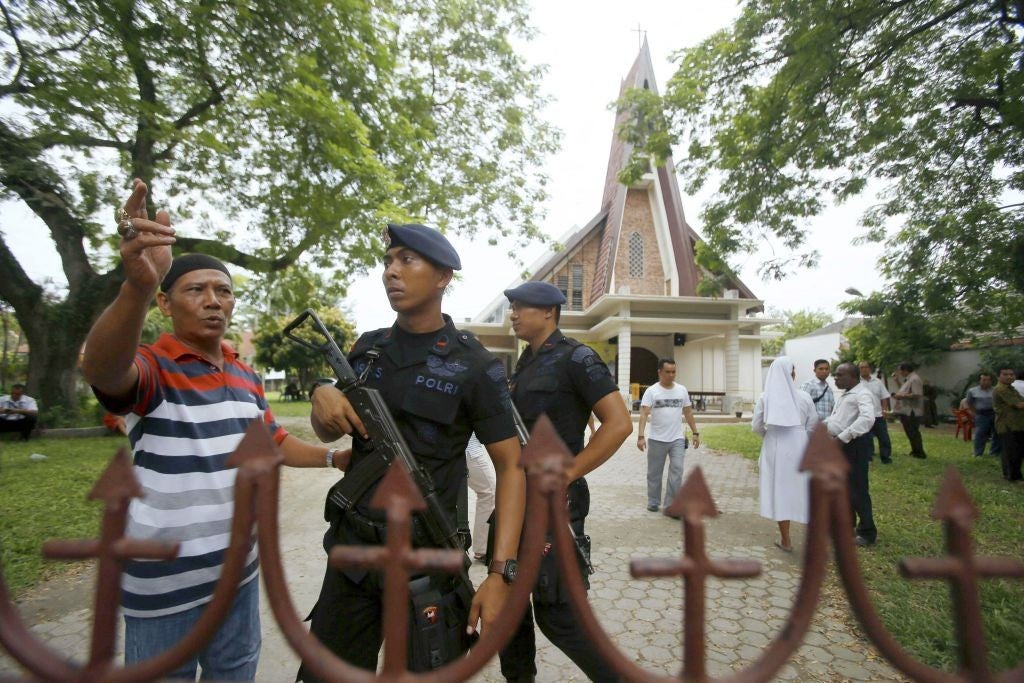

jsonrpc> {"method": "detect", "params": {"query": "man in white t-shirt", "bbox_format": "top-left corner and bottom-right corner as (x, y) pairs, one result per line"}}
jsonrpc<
(858, 361), (893, 464)
(638, 359), (701, 514)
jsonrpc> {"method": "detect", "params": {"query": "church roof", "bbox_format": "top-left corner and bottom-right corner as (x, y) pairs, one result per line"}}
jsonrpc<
(531, 39), (759, 305)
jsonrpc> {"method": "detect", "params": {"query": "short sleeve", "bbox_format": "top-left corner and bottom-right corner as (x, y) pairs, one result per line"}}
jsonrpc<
(640, 387), (654, 408)
(567, 345), (618, 409)
(92, 347), (160, 416)
(255, 381), (289, 444)
(466, 358), (518, 445)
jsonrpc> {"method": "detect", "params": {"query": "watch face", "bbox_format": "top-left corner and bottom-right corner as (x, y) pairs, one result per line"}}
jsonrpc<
(505, 560), (518, 582)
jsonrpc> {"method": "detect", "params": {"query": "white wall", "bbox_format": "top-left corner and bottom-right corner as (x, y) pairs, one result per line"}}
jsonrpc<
(784, 333), (843, 385)
(672, 337), (760, 401)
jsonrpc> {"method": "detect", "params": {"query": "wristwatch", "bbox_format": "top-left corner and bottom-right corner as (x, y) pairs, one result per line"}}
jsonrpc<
(488, 559), (518, 584)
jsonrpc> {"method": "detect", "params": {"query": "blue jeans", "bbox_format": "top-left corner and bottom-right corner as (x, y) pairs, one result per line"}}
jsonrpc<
(647, 438), (686, 508)
(124, 575), (261, 681)
(973, 412), (1001, 456)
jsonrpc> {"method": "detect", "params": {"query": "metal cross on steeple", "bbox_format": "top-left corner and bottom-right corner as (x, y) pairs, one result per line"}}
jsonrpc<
(632, 23), (647, 51)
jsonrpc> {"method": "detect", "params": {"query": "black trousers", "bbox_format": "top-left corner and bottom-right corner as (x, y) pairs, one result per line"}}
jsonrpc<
(498, 513), (615, 683)
(0, 415), (36, 440)
(898, 412), (927, 458)
(999, 430), (1024, 482)
(842, 434), (877, 543)
(869, 416), (892, 463)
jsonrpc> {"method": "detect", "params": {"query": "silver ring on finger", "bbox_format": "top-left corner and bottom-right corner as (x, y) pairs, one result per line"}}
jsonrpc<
(118, 219), (139, 241)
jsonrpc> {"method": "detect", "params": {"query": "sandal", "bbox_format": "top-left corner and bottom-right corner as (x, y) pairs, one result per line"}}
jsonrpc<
(774, 541), (793, 553)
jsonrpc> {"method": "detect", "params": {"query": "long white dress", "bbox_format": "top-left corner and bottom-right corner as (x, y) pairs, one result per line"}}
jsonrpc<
(753, 391), (818, 523)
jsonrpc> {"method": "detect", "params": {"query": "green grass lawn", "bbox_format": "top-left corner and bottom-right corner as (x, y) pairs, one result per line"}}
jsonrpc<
(700, 422), (1024, 672)
(265, 396), (315, 418)
(0, 435), (126, 595)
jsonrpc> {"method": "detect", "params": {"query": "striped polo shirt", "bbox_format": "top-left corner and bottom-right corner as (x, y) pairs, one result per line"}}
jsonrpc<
(106, 333), (287, 618)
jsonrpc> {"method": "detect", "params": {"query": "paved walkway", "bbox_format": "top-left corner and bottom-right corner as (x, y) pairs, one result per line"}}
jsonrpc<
(1, 418), (903, 681)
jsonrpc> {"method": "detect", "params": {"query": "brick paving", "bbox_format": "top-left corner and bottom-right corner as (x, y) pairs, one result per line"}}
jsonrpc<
(1, 417), (904, 681)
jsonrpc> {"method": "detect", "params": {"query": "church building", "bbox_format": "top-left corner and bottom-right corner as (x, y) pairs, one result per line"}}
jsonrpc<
(463, 41), (771, 413)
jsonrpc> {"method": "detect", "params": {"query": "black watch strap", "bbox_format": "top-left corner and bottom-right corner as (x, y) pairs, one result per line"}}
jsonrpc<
(488, 559), (518, 584)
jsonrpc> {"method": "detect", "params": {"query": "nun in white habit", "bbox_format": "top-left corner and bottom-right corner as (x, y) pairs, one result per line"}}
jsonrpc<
(752, 356), (819, 551)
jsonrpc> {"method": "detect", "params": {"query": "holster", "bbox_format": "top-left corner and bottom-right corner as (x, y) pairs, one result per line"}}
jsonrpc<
(407, 576), (473, 671)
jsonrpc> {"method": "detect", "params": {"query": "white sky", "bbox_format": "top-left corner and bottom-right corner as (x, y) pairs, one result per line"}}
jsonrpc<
(1, 1), (887, 333)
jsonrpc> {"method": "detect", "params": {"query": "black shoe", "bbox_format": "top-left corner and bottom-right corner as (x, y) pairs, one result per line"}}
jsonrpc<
(911, 453), (927, 459)
(881, 459), (892, 464)
(854, 536), (875, 547)
(647, 504), (659, 512)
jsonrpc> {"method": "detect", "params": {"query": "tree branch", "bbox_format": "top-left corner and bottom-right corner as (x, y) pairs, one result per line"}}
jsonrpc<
(0, 0), (29, 93)
(31, 132), (131, 151)
(0, 234), (42, 315)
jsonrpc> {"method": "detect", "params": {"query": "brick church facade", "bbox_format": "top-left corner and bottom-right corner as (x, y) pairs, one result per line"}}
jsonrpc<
(465, 41), (771, 412)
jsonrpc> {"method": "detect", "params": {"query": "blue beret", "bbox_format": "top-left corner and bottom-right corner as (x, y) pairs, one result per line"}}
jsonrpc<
(386, 223), (461, 270)
(504, 281), (566, 306)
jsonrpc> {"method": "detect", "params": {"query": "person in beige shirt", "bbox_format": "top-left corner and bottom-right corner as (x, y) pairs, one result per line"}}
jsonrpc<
(892, 362), (928, 459)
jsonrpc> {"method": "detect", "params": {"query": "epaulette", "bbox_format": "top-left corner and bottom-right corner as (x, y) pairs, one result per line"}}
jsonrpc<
(349, 327), (391, 356)
(454, 327), (486, 352)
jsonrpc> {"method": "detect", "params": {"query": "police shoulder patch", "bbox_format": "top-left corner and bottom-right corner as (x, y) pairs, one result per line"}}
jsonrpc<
(571, 344), (598, 365)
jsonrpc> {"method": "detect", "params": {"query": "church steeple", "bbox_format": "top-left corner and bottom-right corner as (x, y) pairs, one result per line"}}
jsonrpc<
(527, 40), (758, 308)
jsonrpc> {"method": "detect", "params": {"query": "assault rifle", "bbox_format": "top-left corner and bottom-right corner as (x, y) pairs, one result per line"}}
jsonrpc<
(283, 309), (474, 597)
(508, 402), (595, 575)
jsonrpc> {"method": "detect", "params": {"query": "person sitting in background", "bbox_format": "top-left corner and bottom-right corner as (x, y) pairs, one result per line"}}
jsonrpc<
(0, 383), (38, 441)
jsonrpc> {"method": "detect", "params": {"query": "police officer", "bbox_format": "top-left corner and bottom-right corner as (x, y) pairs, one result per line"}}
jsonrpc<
(300, 224), (526, 680)
(500, 281), (632, 683)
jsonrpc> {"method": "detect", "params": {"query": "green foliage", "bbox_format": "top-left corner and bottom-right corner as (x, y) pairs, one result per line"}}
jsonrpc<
(839, 290), (960, 375)
(622, 1), (1024, 337)
(979, 345), (1024, 375)
(761, 308), (833, 356)
(252, 310), (356, 387)
(0, 437), (118, 595)
(703, 423), (1024, 671)
(0, 0), (557, 414)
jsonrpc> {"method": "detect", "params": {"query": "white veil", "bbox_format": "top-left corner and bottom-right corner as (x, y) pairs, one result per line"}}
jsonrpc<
(762, 356), (803, 427)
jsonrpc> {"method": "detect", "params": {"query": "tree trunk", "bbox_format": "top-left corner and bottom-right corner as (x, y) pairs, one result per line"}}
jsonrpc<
(17, 277), (120, 424)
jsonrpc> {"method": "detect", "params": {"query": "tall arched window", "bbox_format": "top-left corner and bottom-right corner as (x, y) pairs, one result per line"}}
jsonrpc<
(628, 232), (644, 278)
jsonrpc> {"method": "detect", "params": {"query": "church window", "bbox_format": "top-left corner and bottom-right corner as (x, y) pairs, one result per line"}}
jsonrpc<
(629, 232), (644, 278)
(556, 275), (568, 302)
(570, 264), (583, 310)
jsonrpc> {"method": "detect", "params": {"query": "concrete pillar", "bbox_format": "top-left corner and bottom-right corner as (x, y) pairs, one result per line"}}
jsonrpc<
(723, 306), (741, 413)
(617, 303), (632, 407)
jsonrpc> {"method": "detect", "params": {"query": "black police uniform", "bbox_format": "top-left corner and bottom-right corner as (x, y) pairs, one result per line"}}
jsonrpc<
(299, 315), (517, 680)
(499, 328), (619, 683)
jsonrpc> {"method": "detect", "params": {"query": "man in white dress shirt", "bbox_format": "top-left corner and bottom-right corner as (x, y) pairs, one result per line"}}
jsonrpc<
(858, 361), (892, 464)
(825, 363), (877, 546)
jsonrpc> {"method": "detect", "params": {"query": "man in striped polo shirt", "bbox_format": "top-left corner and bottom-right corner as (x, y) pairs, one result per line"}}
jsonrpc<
(82, 179), (344, 680)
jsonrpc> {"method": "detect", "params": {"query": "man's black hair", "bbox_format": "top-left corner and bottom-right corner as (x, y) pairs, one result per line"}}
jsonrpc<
(658, 358), (676, 370)
(899, 362), (915, 372)
(996, 364), (1016, 375)
(813, 359), (830, 368)
(11, 382), (24, 389)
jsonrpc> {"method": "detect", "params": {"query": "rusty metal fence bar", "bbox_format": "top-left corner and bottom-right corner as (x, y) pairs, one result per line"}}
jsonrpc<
(1, 419), (1023, 682)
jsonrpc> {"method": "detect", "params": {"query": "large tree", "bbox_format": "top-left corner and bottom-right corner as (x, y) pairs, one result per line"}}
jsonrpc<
(0, 0), (556, 415)
(620, 0), (1023, 338)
